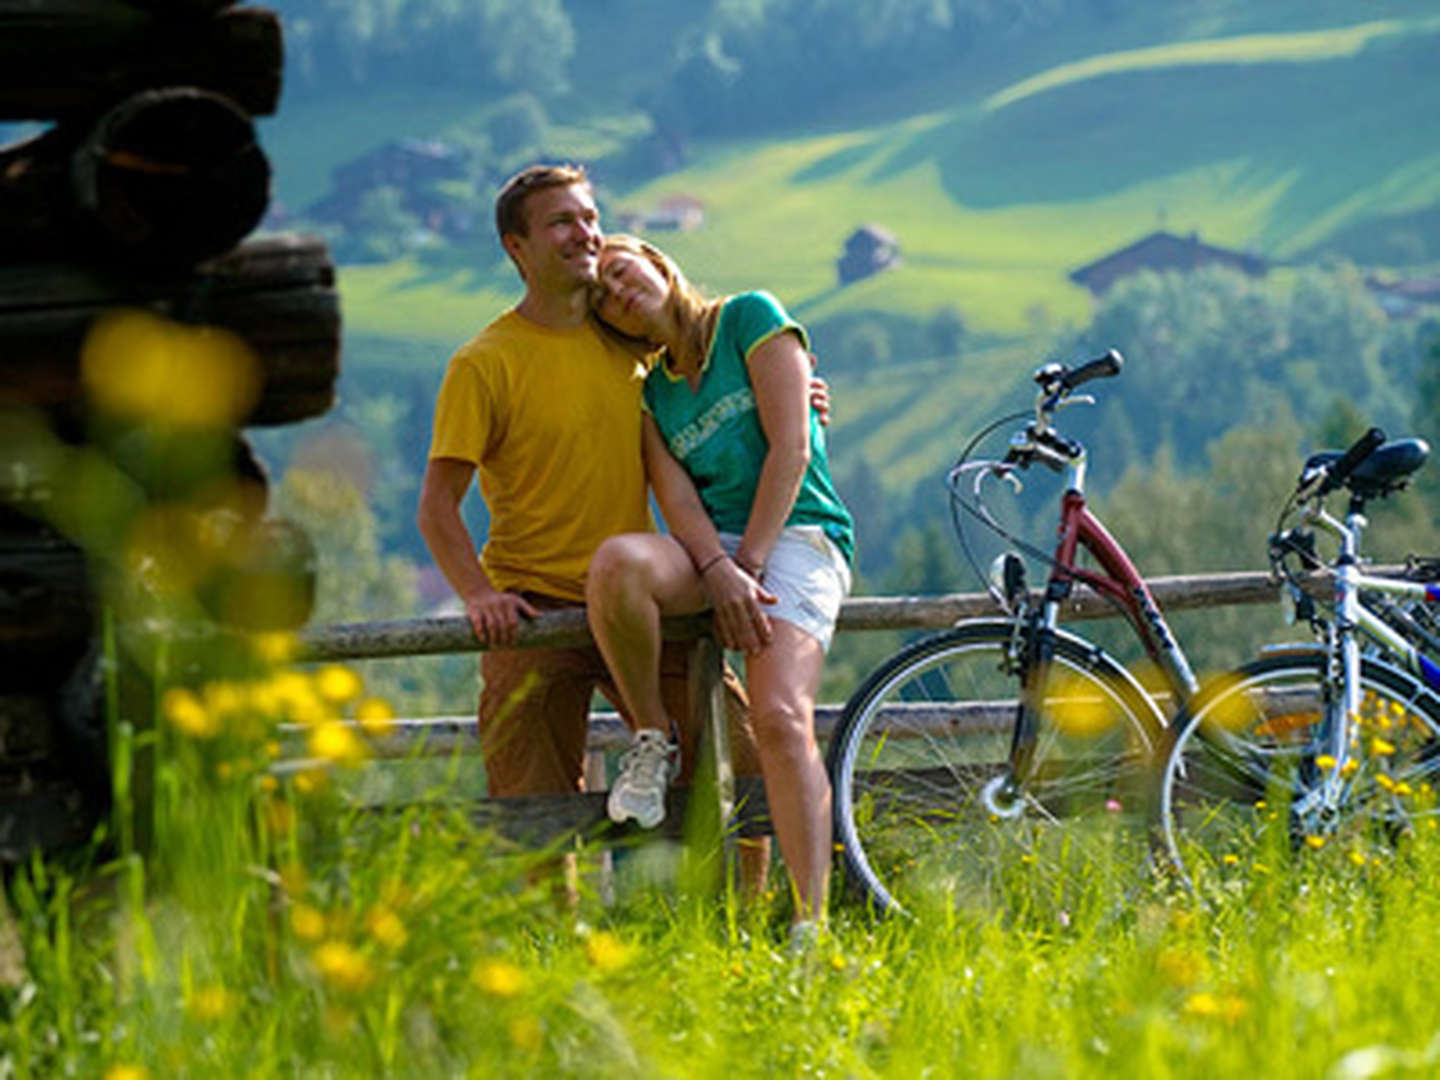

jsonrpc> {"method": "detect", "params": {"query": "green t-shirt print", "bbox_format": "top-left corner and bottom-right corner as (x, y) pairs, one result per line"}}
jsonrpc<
(643, 291), (854, 565)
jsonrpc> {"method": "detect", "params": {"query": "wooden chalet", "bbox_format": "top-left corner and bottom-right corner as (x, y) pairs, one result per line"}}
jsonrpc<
(1069, 231), (1268, 296)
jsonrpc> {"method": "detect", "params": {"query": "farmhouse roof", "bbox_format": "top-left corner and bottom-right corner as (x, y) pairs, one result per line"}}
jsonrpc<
(1069, 231), (1268, 295)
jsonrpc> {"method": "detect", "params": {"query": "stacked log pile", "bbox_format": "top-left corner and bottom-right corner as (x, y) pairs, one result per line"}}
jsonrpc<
(0, 0), (340, 860)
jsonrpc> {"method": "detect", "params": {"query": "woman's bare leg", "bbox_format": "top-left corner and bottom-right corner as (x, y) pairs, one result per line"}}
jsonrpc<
(744, 621), (830, 924)
(586, 533), (707, 733)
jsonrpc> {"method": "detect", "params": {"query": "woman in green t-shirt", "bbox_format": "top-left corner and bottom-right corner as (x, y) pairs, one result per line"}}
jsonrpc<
(585, 234), (854, 936)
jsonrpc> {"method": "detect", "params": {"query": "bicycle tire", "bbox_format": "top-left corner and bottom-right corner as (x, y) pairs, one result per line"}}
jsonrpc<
(1159, 649), (1440, 885)
(827, 619), (1166, 917)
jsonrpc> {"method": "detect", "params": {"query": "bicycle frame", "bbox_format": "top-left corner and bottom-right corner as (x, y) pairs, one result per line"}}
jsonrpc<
(998, 449), (1200, 806)
(1289, 500), (1440, 826)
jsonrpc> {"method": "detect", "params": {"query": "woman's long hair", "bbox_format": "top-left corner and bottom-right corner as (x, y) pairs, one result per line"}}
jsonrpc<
(594, 234), (722, 375)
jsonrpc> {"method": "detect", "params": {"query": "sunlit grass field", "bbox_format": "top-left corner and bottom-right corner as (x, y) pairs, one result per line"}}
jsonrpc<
(9, 653), (1440, 1078)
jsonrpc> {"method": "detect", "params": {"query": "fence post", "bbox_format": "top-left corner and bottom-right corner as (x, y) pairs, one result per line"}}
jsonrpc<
(682, 630), (734, 888)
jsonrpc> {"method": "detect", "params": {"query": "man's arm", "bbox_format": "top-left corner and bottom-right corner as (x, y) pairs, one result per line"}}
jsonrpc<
(417, 457), (537, 646)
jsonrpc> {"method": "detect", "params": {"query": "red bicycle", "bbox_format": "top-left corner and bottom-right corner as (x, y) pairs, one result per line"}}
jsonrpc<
(827, 351), (1192, 915)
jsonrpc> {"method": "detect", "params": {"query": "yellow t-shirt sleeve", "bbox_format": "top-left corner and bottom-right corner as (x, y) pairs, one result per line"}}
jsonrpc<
(428, 351), (494, 465)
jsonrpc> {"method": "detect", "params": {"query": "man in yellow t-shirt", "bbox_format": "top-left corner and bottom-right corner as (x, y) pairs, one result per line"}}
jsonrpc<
(417, 164), (756, 798)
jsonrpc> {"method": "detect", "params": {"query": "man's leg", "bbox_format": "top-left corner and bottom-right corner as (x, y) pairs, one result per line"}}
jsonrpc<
(479, 639), (598, 908)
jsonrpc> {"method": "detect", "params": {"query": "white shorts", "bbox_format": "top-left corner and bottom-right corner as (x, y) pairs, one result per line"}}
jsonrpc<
(719, 526), (852, 653)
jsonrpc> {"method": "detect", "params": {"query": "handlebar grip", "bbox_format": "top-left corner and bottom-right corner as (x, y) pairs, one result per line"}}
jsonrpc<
(1318, 426), (1385, 495)
(1063, 349), (1123, 390)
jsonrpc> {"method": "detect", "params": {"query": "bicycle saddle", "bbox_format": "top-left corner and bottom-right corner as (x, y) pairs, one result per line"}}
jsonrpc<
(1304, 438), (1431, 498)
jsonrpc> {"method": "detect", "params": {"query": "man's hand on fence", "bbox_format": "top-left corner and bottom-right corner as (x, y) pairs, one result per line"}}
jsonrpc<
(701, 557), (777, 653)
(464, 588), (539, 648)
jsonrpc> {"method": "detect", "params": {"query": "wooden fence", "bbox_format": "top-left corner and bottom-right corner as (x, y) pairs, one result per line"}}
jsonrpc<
(279, 568), (1319, 847)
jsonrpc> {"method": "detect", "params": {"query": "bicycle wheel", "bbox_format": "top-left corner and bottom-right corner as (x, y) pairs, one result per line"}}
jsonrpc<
(1160, 649), (1440, 886)
(827, 619), (1166, 917)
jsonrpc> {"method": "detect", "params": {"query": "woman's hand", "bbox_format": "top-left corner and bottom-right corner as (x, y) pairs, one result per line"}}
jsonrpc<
(700, 556), (777, 653)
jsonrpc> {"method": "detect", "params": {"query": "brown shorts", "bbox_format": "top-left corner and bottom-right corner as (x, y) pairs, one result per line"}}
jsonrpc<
(478, 594), (759, 797)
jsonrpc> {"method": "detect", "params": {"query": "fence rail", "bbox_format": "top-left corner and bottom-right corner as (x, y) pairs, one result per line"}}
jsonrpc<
(274, 568), (1354, 848)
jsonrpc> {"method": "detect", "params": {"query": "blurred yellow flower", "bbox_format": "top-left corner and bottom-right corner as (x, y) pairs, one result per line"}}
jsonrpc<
(1341, 759), (1360, 777)
(1181, 991), (1247, 1022)
(509, 1015), (543, 1052)
(365, 905), (407, 949)
(356, 697), (397, 737)
(309, 722), (368, 767)
(1221, 853), (1240, 866)
(186, 984), (237, 1021)
(1315, 754), (1337, 771)
(585, 932), (633, 973)
(103, 1066), (150, 1080)
(81, 309), (259, 428)
(251, 632), (299, 664)
(473, 960), (528, 997)
(162, 688), (221, 739)
(1376, 774), (1397, 793)
(291, 904), (326, 941)
(1349, 851), (1369, 867)
(316, 665), (364, 705)
(1370, 737), (1397, 756)
(1157, 947), (1204, 987)
(829, 954), (847, 972)
(258, 775), (279, 793)
(1046, 670), (1117, 736)
(1304, 835), (1326, 850)
(312, 942), (373, 991)
(293, 768), (330, 795)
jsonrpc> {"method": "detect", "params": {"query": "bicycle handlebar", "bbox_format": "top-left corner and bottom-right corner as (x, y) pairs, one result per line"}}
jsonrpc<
(1314, 426), (1386, 497)
(1062, 348), (1124, 391)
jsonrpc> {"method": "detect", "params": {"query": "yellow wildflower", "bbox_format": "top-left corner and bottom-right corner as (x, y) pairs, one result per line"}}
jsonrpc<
(311, 942), (373, 991)
(1181, 991), (1247, 1022)
(585, 932), (633, 973)
(291, 904), (326, 941)
(316, 664), (364, 705)
(1304, 835), (1326, 850)
(258, 775), (279, 794)
(186, 985), (237, 1021)
(250, 632), (298, 664)
(1371, 736), (1397, 756)
(293, 768), (330, 795)
(103, 1066), (150, 1080)
(1376, 774), (1397, 793)
(356, 697), (397, 738)
(81, 308), (259, 428)
(1047, 669), (1118, 736)
(162, 688), (221, 739)
(1341, 759), (1360, 777)
(1314, 755), (1337, 771)
(1349, 851), (1368, 867)
(1221, 853), (1240, 866)
(473, 959), (528, 997)
(309, 722), (367, 767)
(365, 905), (407, 949)
(509, 1016), (543, 1052)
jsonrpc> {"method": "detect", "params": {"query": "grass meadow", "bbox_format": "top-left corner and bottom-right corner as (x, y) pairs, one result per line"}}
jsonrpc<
(6, 654), (1440, 1079)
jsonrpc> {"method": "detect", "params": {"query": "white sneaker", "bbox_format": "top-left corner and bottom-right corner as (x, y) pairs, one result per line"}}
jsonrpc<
(607, 729), (675, 829)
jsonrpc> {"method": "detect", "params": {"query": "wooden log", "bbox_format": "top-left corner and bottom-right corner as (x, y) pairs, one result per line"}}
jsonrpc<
(0, 2), (283, 120)
(0, 235), (340, 427)
(0, 513), (94, 693)
(290, 569), (1340, 663)
(0, 88), (271, 265)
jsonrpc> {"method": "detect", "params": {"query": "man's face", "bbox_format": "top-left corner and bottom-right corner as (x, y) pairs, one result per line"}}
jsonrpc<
(504, 183), (601, 293)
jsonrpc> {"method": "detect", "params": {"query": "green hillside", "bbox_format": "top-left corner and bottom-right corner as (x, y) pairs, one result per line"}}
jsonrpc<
(327, 11), (1440, 345)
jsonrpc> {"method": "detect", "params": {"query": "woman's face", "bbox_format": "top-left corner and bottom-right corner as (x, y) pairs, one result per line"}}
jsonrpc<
(595, 247), (669, 340)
